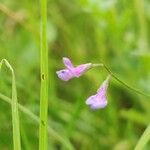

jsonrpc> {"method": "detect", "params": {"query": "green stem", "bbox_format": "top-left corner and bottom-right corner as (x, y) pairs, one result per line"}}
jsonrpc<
(39, 0), (49, 149)
(0, 59), (21, 150)
(135, 123), (150, 150)
(93, 63), (150, 98)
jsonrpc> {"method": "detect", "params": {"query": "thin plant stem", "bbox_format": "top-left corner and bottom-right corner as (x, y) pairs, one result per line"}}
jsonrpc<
(135, 123), (150, 150)
(0, 59), (21, 150)
(92, 63), (150, 98)
(0, 92), (74, 150)
(39, 0), (49, 149)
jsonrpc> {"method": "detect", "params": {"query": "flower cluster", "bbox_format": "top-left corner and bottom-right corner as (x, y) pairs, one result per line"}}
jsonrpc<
(56, 57), (111, 110)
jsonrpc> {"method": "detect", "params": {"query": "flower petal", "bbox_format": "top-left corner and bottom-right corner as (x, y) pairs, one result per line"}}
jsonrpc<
(85, 95), (97, 105)
(74, 63), (92, 77)
(97, 75), (111, 94)
(86, 75), (111, 109)
(90, 99), (107, 109)
(62, 57), (74, 69)
(56, 69), (73, 81)
(57, 57), (92, 81)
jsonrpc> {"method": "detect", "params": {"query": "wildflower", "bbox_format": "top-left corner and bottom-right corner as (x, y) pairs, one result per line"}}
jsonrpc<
(86, 75), (111, 109)
(56, 57), (92, 81)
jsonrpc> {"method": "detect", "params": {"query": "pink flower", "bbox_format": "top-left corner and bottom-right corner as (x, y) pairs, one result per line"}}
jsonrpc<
(56, 57), (92, 81)
(86, 75), (111, 109)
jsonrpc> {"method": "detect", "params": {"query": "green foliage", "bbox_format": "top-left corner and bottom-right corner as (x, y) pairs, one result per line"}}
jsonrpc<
(0, 59), (21, 150)
(0, 0), (150, 149)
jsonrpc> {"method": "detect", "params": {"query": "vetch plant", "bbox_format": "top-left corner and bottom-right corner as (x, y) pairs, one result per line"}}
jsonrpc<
(56, 57), (150, 110)
(56, 57), (92, 81)
(56, 57), (150, 149)
(0, 55), (149, 149)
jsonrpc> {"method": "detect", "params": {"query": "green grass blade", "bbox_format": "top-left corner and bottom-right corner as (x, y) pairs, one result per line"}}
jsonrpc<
(39, 0), (49, 148)
(0, 59), (21, 150)
(0, 92), (74, 150)
(135, 123), (150, 150)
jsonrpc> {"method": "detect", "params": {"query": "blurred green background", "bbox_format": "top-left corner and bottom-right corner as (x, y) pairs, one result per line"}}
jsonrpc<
(0, 0), (150, 149)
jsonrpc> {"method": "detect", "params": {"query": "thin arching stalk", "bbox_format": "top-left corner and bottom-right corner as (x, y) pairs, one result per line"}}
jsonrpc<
(92, 63), (150, 98)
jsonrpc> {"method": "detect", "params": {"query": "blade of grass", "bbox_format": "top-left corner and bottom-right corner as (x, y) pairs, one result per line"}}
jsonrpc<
(0, 92), (74, 150)
(39, 0), (49, 149)
(0, 59), (21, 150)
(135, 123), (150, 150)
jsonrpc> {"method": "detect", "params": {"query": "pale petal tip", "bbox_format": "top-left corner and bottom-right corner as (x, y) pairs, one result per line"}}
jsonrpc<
(90, 100), (107, 110)
(62, 57), (73, 69)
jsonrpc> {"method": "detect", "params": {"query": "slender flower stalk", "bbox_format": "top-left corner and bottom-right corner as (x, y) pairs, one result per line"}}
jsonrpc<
(39, 0), (49, 149)
(57, 57), (150, 98)
(0, 59), (21, 150)
(94, 63), (150, 98)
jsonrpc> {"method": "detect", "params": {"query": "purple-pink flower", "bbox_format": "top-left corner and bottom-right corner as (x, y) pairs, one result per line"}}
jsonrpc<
(86, 75), (111, 109)
(56, 57), (92, 81)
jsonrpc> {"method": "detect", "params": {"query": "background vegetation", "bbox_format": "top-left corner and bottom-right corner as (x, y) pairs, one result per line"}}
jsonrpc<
(0, 0), (150, 149)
